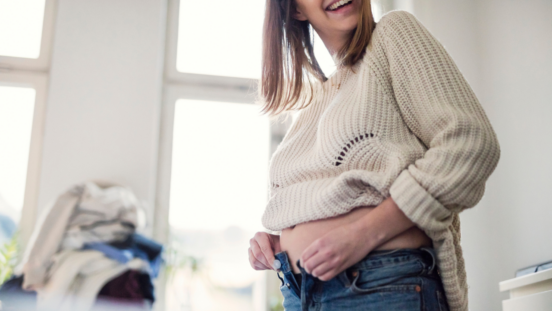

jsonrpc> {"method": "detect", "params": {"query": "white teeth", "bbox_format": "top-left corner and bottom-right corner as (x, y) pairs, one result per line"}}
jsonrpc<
(328, 0), (352, 11)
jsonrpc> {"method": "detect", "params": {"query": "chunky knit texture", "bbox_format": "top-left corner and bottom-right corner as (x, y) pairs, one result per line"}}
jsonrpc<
(261, 10), (501, 311)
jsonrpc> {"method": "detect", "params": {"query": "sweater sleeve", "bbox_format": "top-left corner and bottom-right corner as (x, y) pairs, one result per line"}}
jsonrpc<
(382, 11), (501, 232)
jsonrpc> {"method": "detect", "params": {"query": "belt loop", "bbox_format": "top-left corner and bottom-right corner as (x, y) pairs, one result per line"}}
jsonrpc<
(338, 269), (352, 288)
(420, 247), (436, 275)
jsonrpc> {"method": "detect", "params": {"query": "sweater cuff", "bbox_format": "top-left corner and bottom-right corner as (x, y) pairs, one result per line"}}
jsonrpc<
(389, 168), (453, 232)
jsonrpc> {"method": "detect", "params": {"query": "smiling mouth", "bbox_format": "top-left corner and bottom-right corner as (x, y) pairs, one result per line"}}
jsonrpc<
(326, 0), (353, 11)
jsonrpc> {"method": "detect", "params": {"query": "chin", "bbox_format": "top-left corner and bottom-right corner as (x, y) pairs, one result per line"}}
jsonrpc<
(335, 19), (358, 33)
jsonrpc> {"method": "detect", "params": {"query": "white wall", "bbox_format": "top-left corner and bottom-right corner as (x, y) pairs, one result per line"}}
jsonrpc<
(475, 0), (552, 309)
(407, 1), (552, 310)
(38, 0), (167, 234)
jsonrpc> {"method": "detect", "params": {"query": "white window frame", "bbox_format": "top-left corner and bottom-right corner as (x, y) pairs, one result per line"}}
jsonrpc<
(155, 0), (263, 245)
(154, 1), (267, 310)
(154, 83), (258, 243)
(163, 0), (258, 90)
(0, 0), (58, 72)
(0, 0), (57, 246)
(0, 72), (48, 247)
(155, 86), (269, 311)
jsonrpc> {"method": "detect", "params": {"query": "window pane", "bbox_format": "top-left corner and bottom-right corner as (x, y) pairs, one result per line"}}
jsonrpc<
(166, 99), (269, 310)
(0, 0), (46, 59)
(175, 1), (383, 79)
(176, 0), (264, 79)
(0, 86), (36, 228)
(372, 1), (383, 22)
(313, 31), (336, 78)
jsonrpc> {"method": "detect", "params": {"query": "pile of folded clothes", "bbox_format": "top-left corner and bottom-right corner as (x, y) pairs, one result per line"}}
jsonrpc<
(0, 181), (163, 311)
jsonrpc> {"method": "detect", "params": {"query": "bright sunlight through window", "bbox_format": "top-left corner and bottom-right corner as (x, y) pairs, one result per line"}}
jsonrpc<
(0, 0), (46, 58)
(166, 99), (269, 310)
(176, 0), (383, 79)
(176, 0), (265, 79)
(0, 86), (36, 222)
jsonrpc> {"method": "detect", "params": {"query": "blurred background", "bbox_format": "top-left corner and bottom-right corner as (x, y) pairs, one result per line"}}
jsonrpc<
(0, 0), (551, 310)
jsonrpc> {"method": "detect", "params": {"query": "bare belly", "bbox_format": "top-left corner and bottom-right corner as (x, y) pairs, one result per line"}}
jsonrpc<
(280, 205), (433, 274)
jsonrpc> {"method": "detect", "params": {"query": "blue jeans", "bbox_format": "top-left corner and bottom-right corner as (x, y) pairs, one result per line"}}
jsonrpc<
(275, 248), (450, 311)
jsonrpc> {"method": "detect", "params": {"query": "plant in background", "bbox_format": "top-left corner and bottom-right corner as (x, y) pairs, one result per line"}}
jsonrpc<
(268, 293), (284, 311)
(163, 242), (204, 277)
(0, 232), (19, 285)
(163, 235), (208, 310)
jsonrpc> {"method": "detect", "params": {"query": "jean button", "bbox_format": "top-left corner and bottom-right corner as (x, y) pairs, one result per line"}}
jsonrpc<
(273, 259), (281, 270)
(351, 270), (358, 277)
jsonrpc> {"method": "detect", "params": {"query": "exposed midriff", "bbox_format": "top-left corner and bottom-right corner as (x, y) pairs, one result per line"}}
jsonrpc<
(280, 205), (433, 274)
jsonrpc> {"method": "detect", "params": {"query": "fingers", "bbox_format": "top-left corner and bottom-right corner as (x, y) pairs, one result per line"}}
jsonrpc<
(248, 232), (283, 271)
(249, 238), (271, 269)
(317, 268), (338, 282)
(303, 251), (332, 275)
(299, 238), (323, 268)
(256, 232), (277, 269)
(303, 251), (342, 281)
(300, 237), (343, 281)
(310, 257), (338, 280)
(248, 248), (270, 270)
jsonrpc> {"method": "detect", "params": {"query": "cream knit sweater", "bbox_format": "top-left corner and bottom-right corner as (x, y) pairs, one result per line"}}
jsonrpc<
(261, 10), (501, 311)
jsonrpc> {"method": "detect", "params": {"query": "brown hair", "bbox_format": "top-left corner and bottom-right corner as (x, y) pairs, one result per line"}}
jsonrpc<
(259, 0), (376, 116)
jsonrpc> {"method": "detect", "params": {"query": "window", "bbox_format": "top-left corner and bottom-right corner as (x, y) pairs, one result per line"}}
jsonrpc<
(0, 0), (47, 59)
(164, 99), (269, 310)
(0, 0), (56, 71)
(175, 0), (264, 79)
(156, 83), (271, 310)
(173, 0), (340, 79)
(0, 0), (56, 244)
(0, 86), (36, 221)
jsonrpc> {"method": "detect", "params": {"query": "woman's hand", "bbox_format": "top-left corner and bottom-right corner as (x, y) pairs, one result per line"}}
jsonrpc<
(299, 197), (416, 281)
(248, 231), (281, 271)
(298, 223), (373, 281)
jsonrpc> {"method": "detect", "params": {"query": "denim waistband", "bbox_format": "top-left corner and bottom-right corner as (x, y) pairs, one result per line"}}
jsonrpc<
(275, 247), (437, 276)
(348, 247), (437, 272)
(274, 251), (295, 274)
(275, 247), (440, 311)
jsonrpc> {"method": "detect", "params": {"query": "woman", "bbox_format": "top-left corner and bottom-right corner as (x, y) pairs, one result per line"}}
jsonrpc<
(248, 0), (500, 310)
